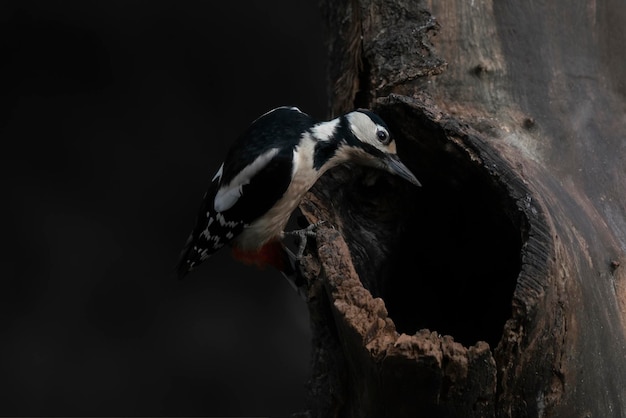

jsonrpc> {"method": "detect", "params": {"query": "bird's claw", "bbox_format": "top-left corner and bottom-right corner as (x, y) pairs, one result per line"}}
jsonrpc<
(281, 220), (326, 301)
(284, 220), (325, 259)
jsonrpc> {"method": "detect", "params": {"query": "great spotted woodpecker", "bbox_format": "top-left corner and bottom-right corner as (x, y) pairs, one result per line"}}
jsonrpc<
(177, 106), (420, 279)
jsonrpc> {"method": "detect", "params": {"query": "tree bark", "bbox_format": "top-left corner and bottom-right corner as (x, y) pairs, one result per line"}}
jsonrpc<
(298, 0), (626, 417)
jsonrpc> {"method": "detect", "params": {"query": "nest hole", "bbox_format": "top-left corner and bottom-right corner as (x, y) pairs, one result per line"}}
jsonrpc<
(333, 109), (524, 349)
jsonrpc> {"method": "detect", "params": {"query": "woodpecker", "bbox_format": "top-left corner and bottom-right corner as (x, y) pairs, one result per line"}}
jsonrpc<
(177, 106), (420, 279)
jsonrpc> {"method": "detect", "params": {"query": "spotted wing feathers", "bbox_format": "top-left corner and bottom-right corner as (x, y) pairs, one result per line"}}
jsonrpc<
(176, 174), (246, 279)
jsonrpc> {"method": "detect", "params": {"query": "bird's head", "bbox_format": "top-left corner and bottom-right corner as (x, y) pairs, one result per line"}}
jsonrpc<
(339, 109), (421, 187)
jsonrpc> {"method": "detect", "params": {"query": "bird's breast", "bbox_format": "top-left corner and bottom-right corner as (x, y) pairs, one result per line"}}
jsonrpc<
(232, 139), (320, 251)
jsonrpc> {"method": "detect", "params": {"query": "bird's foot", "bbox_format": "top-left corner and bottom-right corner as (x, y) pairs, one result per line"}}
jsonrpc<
(284, 220), (325, 259)
(280, 220), (326, 301)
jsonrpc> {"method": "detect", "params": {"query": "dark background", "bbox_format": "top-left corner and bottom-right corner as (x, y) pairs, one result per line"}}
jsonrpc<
(1, 1), (327, 416)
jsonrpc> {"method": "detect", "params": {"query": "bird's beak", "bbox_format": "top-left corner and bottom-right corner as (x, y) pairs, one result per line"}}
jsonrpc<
(384, 154), (422, 186)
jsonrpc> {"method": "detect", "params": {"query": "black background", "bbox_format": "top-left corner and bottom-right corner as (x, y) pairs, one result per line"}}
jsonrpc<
(1, 1), (327, 416)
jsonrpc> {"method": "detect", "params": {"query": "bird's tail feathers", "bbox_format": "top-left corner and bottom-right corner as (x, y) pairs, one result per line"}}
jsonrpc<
(176, 233), (196, 280)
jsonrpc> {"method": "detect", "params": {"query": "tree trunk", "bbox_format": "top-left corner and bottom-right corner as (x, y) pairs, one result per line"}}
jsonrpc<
(298, 0), (626, 416)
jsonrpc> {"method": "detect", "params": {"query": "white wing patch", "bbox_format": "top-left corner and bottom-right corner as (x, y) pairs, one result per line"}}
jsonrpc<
(213, 148), (281, 212)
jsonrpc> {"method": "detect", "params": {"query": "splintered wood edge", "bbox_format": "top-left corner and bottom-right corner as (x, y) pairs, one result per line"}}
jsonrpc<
(299, 188), (497, 407)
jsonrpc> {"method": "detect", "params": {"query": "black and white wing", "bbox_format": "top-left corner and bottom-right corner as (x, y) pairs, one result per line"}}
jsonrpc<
(176, 107), (314, 278)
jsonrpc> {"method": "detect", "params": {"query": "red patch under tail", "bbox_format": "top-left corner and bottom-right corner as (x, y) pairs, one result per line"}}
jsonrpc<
(232, 240), (293, 273)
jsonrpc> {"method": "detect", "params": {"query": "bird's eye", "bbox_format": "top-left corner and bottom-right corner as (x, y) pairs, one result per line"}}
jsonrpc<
(377, 129), (390, 144)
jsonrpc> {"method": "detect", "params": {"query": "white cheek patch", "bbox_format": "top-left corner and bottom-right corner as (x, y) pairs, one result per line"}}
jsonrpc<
(348, 113), (372, 144)
(213, 148), (280, 212)
(348, 112), (383, 148)
(347, 112), (398, 155)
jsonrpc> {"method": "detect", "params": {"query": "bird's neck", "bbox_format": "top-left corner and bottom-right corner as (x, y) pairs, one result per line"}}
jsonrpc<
(307, 115), (361, 175)
(310, 117), (342, 143)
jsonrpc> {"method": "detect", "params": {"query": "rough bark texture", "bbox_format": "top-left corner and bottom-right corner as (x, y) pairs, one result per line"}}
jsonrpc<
(299, 0), (626, 417)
